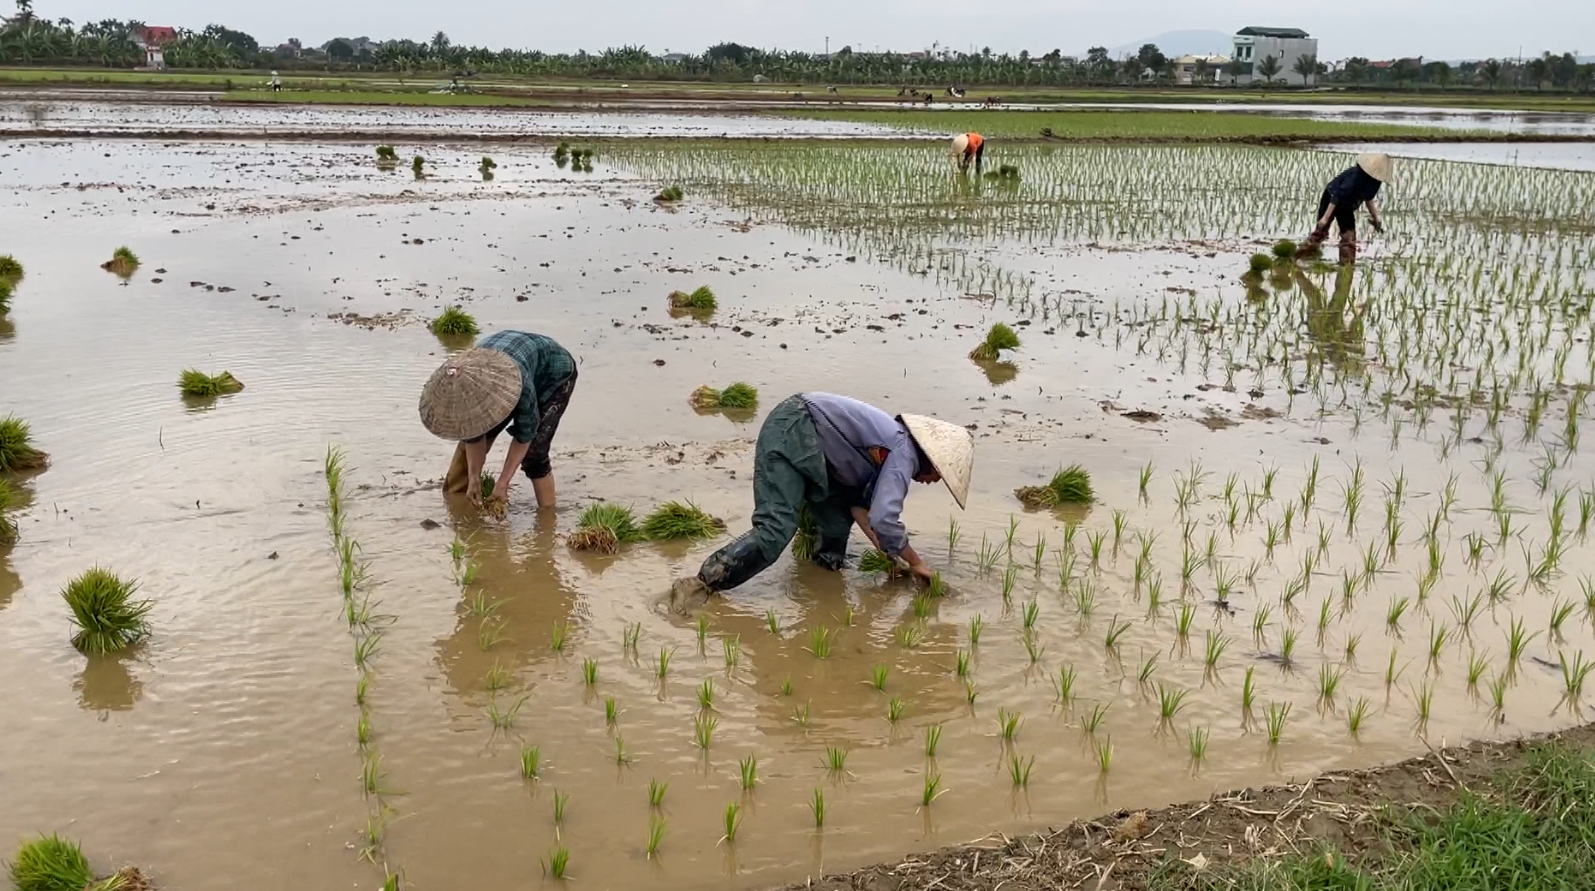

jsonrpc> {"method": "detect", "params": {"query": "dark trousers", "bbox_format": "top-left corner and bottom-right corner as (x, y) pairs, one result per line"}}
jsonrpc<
(697, 396), (861, 591)
(443, 370), (577, 494)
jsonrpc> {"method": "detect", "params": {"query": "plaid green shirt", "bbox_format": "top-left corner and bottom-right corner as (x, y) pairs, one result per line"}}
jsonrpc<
(478, 331), (577, 443)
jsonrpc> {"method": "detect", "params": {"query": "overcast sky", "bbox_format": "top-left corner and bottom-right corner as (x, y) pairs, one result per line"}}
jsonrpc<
(46, 0), (1589, 61)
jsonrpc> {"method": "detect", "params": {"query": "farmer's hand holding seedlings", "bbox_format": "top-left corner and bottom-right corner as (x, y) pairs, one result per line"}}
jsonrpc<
(851, 507), (938, 584)
(671, 393), (973, 611)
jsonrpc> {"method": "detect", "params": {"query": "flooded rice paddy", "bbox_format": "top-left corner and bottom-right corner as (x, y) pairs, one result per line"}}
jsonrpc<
(3, 135), (1595, 890)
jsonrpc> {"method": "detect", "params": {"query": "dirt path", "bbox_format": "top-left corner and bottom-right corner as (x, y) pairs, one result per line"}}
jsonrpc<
(779, 722), (1595, 891)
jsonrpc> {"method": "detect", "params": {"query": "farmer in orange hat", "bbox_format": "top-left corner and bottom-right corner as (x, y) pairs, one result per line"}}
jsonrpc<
(950, 132), (985, 173)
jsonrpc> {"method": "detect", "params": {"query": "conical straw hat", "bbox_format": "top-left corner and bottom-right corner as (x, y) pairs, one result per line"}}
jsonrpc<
(1356, 152), (1394, 183)
(900, 414), (975, 509)
(419, 348), (522, 440)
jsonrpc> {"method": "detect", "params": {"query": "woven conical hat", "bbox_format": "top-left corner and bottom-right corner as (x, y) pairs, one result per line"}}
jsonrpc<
(419, 348), (521, 440)
(900, 414), (975, 509)
(1356, 152), (1394, 183)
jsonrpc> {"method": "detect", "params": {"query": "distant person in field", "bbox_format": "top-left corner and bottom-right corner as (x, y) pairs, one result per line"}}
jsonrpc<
(418, 331), (578, 511)
(1296, 152), (1391, 265)
(270, 71), (281, 92)
(950, 132), (985, 173)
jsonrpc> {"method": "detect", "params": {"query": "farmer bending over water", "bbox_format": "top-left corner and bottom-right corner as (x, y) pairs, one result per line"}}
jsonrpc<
(419, 331), (577, 510)
(1295, 152), (1391, 266)
(670, 393), (974, 611)
(951, 132), (985, 173)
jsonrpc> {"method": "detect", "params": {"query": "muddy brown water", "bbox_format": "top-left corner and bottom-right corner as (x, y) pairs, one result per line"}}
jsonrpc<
(2, 137), (1594, 890)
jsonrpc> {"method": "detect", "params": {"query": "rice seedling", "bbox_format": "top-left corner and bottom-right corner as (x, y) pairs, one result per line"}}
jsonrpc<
(1021, 599), (1040, 631)
(1073, 579), (1096, 616)
(624, 623), (642, 652)
(737, 755), (759, 790)
(693, 713), (718, 749)
(969, 322), (1021, 361)
(1139, 461), (1154, 498)
(487, 694), (528, 730)
(648, 778), (668, 807)
(723, 635), (741, 669)
(464, 590), (501, 618)
(1427, 622), (1450, 664)
(1104, 615), (1131, 651)
(0, 254), (24, 280)
(1415, 681), (1435, 730)
(896, 623), (926, 649)
(640, 501), (726, 540)
(1550, 598), (1577, 638)
(411, 156), (426, 177)
(1016, 464), (1093, 507)
(804, 626), (835, 659)
(1137, 651), (1158, 685)
(1093, 736), (1113, 774)
(1316, 597), (1335, 638)
(1386, 596), (1410, 631)
(656, 646), (674, 680)
(947, 517), (961, 552)
(920, 772), (948, 808)
(887, 696), (906, 723)
(8, 834), (94, 891)
(1487, 568), (1516, 604)
(1241, 666), (1257, 714)
(720, 802), (742, 843)
(549, 621), (569, 653)
(1080, 702), (1109, 733)
(765, 609), (780, 635)
(1187, 725), (1210, 763)
(101, 245), (140, 276)
(655, 185), (685, 203)
(177, 368), (244, 398)
(1559, 651), (1593, 709)
(429, 305), (479, 337)
(1317, 663), (1343, 704)
(542, 846), (570, 880)
(569, 503), (644, 553)
(1488, 672), (1509, 713)
(1203, 631), (1230, 671)
(794, 701), (813, 728)
(1347, 698), (1371, 736)
(1281, 626), (1299, 667)
(1265, 702), (1291, 745)
(1022, 631), (1045, 663)
(1344, 633), (1362, 663)
(361, 752), (387, 795)
(1507, 614), (1540, 665)
(1467, 649), (1490, 689)
(62, 568), (152, 654)
(823, 746), (849, 775)
(1252, 604), (1272, 641)
(911, 593), (935, 619)
(809, 787), (827, 827)
(1004, 753), (1035, 788)
(690, 382), (759, 411)
(520, 745), (542, 779)
(645, 814), (666, 859)
(696, 678), (716, 710)
(997, 707), (1022, 741)
(1086, 529), (1108, 567)
(356, 711), (371, 746)
(1174, 602), (1195, 640)
(1156, 683), (1189, 723)
(859, 549), (895, 574)
(954, 648), (972, 679)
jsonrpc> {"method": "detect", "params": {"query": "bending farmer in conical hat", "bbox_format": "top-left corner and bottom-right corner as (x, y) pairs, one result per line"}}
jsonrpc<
(670, 393), (974, 611)
(1295, 152), (1392, 266)
(418, 331), (578, 510)
(950, 132), (986, 173)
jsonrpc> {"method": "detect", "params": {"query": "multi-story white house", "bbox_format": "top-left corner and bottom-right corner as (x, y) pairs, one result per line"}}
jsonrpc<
(1230, 27), (1318, 85)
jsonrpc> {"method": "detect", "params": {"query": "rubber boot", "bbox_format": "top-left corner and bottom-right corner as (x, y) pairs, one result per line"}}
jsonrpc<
(1337, 232), (1358, 266)
(1295, 225), (1329, 260)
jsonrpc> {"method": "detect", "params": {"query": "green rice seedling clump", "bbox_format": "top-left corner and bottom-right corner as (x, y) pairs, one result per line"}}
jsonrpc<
(0, 254), (23, 280)
(640, 500), (726, 540)
(0, 478), (18, 545)
(177, 369), (245, 398)
(62, 567), (152, 654)
(0, 415), (48, 472)
(716, 382), (758, 410)
(969, 322), (1021, 361)
(1246, 252), (1271, 276)
(1272, 239), (1297, 260)
(0, 279), (11, 314)
(568, 503), (644, 553)
(101, 246), (139, 276)
(655, 186), (685, 202)
(859, 549), (895, 573)
(375, 145), (398, 162)
(479, 156), (498, 171)
(1017, 463), (1093, 508)
(8, 833), (94, 891)
(668, 285), (717, 312)
(430, 306), (480, 337)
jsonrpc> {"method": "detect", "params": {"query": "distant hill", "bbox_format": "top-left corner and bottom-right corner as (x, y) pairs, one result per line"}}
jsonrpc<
(1096, 30), (1234, 60)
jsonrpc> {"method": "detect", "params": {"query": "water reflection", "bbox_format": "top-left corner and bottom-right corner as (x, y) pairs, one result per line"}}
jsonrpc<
(1295, 266), (1367, 369)
(74, 650), (145, 713)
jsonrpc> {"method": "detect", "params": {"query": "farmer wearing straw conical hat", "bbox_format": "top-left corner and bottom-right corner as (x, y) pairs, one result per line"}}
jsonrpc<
(950, 132), (986, 173)
(419, 331), (578, 510)
(1295, 152), (1393, 266)
(669, 393), (974, 611)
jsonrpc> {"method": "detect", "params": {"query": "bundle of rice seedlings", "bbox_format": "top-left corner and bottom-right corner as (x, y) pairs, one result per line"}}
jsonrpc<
(669, 286), (716, 313)
(411, 156), (426, 176)
(479, 156), (498, 171)
(375, 145), (398, 162)
(717, 383), (758, 410)
(100, 246), (139, 277)
(859, 549), (895, 573)
(791, 505), (816, 561)
(655, 186), (684, 203)
(569, 503), (644, 553)
(0, 279), (12, 315)
(480, 471), (497, 501)
(1015, 464), (1094, 508)
(0, 477), (18, 545)
(1272, 239), (1297, 260)
(969, 322), (1021, 361)
(0, 254), (23, 280)
(0, 414), (49, 473)
(8, 833), (93, 891)
(689, 385), (723, 409)
(641, 501), (726, 540)
(553, 141), (571, 162)
(177, 369), (244, 398)
(62, 567), (152, 655)
(1246, 253), (1272, 277)
(430, 306), (479, 337)
(998, 164), (1021, 180)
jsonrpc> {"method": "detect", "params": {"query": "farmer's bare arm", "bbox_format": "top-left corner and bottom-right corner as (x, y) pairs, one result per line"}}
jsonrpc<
(1367, 199), (1382, 229)
(463, 440), (490, 506)
(899, 544), (936, 583)
(531, 475), (556, 508)
(850, 506), (886, 552)
(496, 440), (532, 497)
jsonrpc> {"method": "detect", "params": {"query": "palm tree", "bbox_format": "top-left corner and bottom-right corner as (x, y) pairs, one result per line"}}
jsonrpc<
(1481, 59), (1503, 90)
(1193, 58), (1209, 83)
(1293, 54), (1317, 86)
(1256, 55), (1282, 85)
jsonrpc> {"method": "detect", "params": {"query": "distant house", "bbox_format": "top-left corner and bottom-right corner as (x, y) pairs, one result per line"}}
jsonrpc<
(660, 52), (690, 64)
(1172, 53), (1231, 85)
(1230, 26), (1318, 85)
(135, 26), (178, 69)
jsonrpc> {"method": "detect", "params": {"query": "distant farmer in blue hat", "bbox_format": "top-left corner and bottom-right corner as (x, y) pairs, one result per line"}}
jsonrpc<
(1295, 152), (1392, 266)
